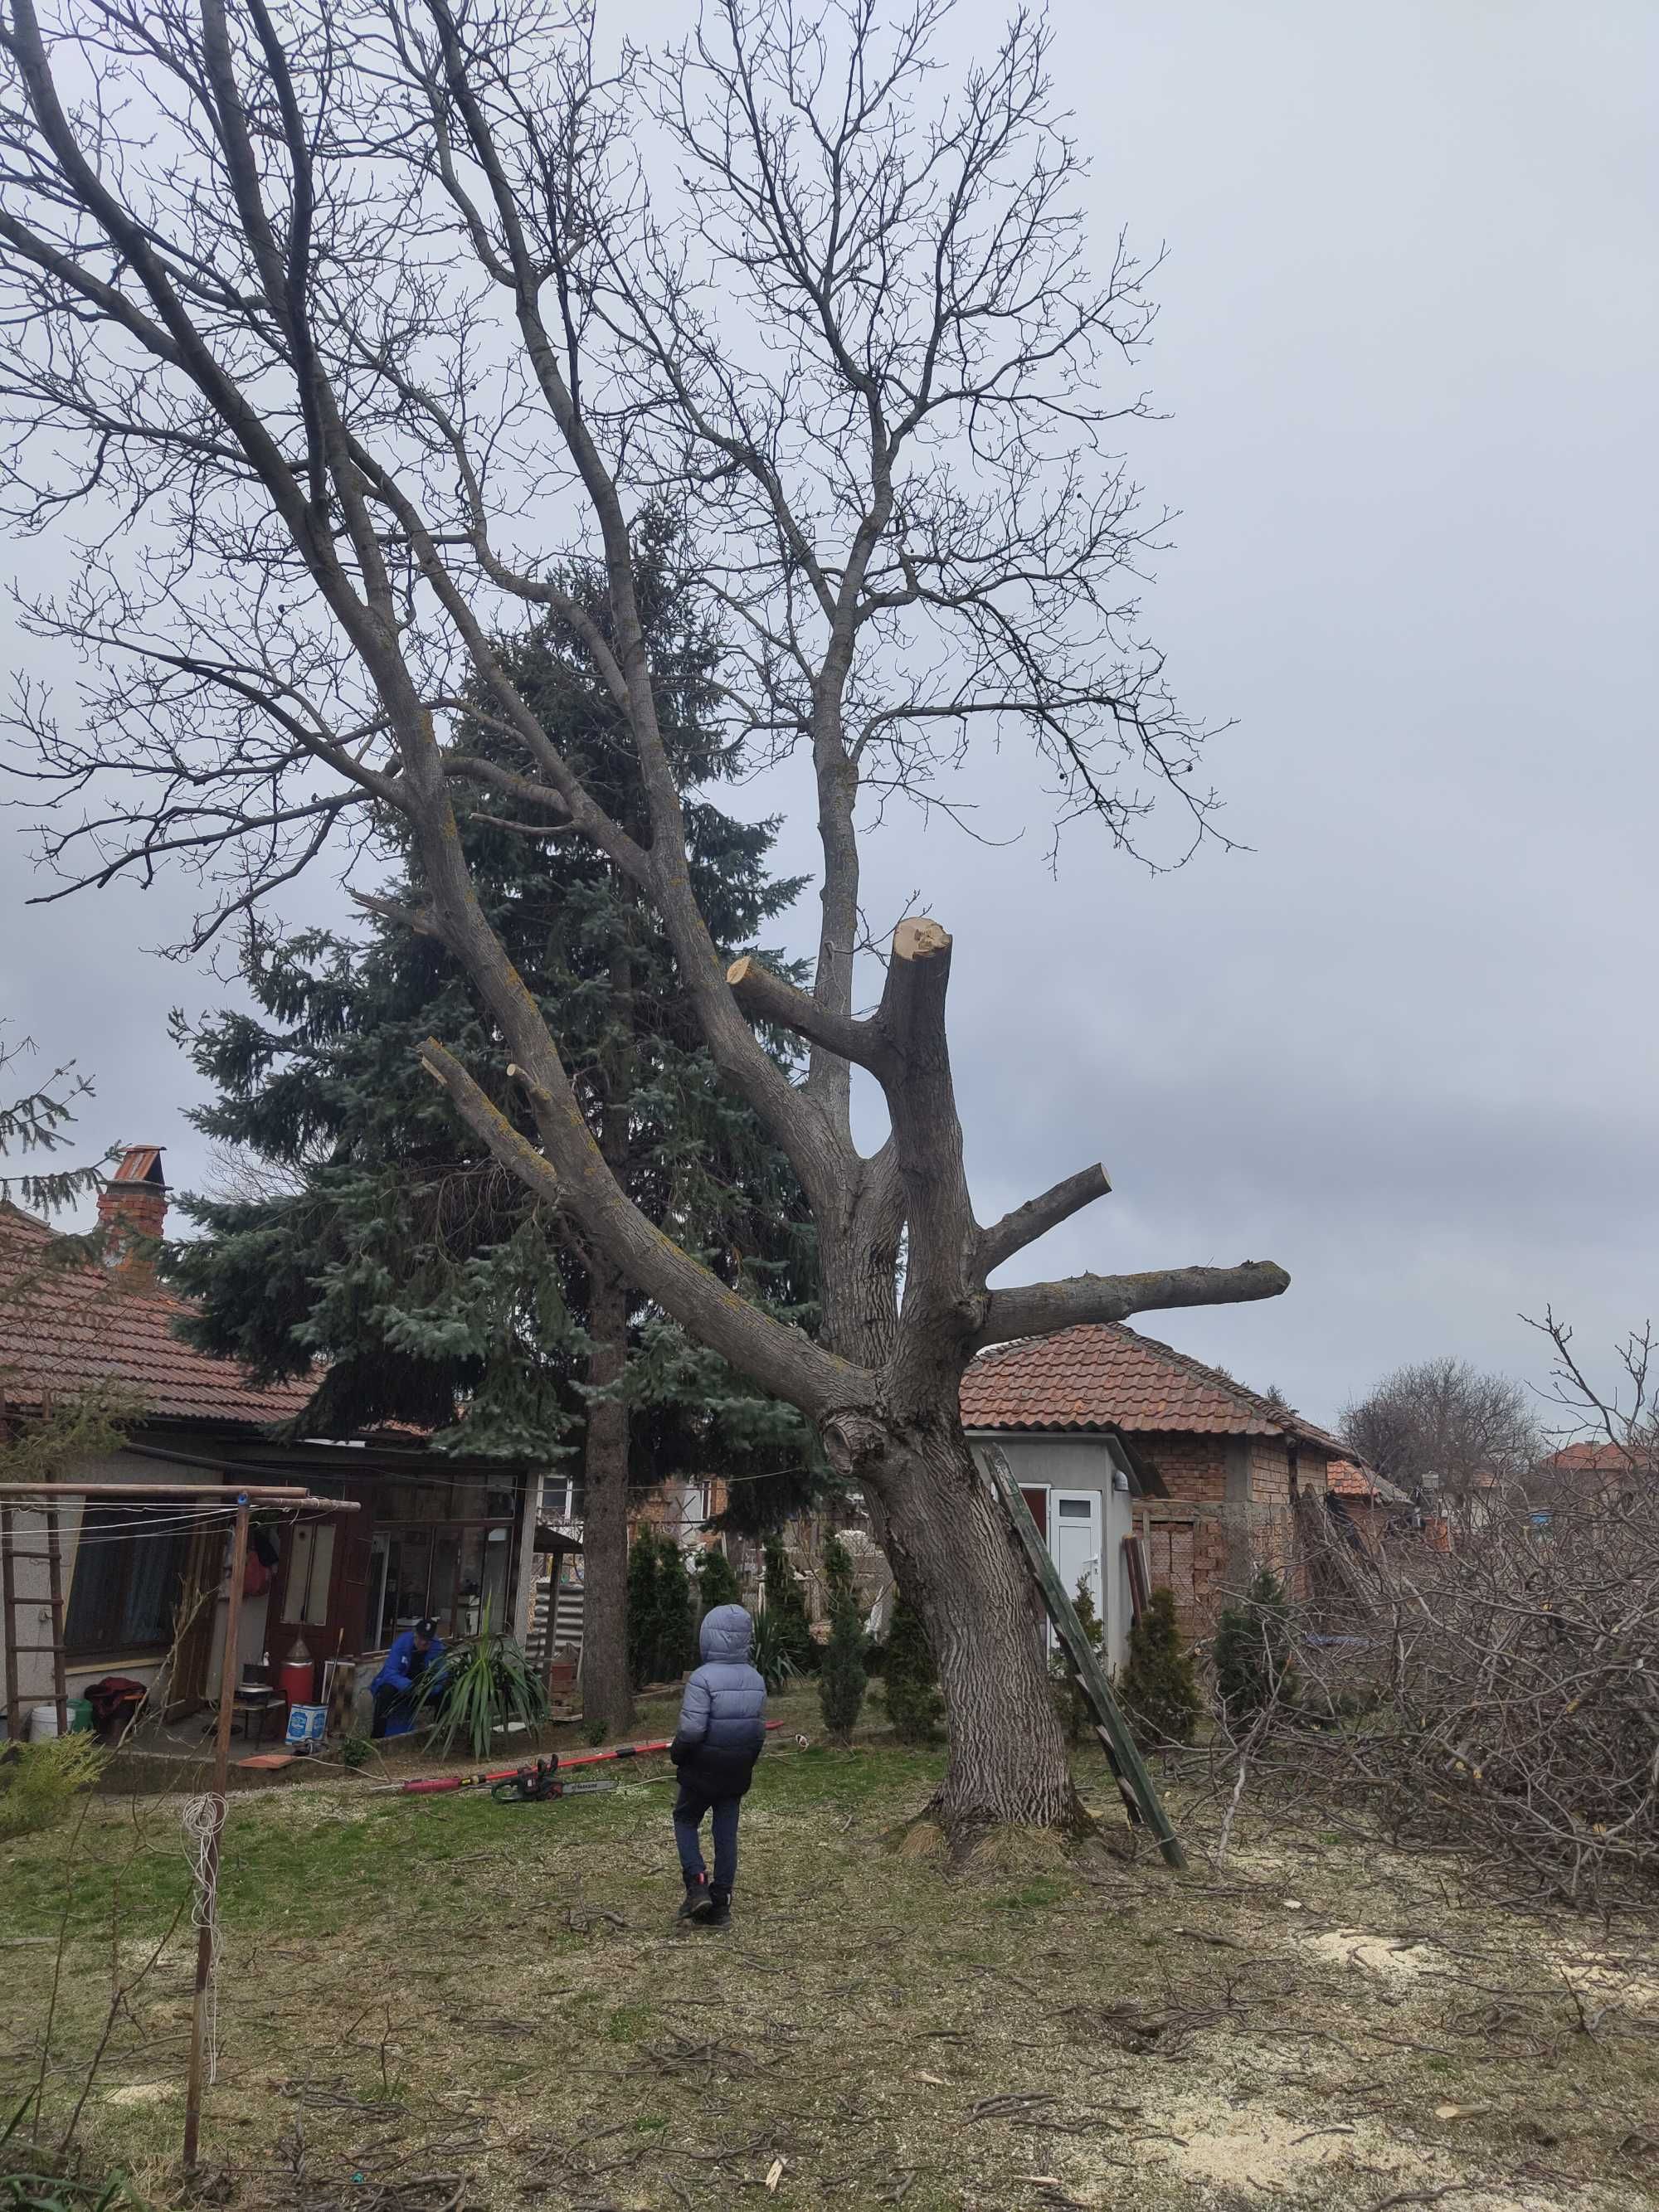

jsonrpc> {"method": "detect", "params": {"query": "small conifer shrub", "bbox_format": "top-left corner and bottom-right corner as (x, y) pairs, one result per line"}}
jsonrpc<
(762, 1535), (817, 1675)
(627, 1529), (698, 1687)
(695, 1546), (742, 1616)
(1118, 1587), (1201, 1748)
(1051, 1575), (1106, 1743)
(1213, 1567), (1295, 1732)
(881, 1589), (944, 1743)
(818, 1536), (868, 1743)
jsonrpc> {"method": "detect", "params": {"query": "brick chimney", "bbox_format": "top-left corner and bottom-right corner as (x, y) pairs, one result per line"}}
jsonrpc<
(97, 1146), (167, 1285)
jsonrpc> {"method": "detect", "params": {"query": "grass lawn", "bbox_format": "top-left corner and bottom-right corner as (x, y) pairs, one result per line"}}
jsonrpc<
(3, 1687), (1658, 2211)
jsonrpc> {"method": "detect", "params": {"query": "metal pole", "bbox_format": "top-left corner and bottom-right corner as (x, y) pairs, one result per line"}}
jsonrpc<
(43, 1507), (68, 1738)
(182, 1497), (249, 2171)
(1, 1504), (20, 1745)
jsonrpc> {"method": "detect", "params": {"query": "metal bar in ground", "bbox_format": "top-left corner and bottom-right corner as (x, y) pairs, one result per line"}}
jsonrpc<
(979, 1442), (1188, 1872)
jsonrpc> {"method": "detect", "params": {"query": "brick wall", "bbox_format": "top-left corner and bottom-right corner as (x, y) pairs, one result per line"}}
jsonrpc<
(1135, 1435), (1230, 1504)
(1131, 1432), (1329, 1634)
(1135, 1503), (1229, 1644)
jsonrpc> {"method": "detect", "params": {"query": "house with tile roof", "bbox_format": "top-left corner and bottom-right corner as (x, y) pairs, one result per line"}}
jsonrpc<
(961, 1322), (1354, 1648)
(1323, 1458), (1416, 1554)
(1525, 1438), (1656, 1517)
(0, 1150), (542, 1736)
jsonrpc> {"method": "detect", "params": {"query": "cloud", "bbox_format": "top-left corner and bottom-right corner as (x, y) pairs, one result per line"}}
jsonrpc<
(3, 0), (1654, 1431)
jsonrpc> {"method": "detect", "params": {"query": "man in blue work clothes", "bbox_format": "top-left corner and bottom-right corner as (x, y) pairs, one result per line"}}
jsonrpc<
(369, 1616), (446, 1739)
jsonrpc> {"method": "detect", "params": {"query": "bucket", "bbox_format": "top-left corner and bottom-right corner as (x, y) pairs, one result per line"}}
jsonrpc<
(68, 1698), (93, 1733)
(27, 1704), (60, 1742)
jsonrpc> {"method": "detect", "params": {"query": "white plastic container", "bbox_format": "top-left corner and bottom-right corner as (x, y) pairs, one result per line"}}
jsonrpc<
(28, 1704), (61, 1742)
(285, 1702), (327, 1750)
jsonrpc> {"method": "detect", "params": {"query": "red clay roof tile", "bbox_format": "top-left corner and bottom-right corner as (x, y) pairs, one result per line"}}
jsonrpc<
(1541, 1441), (1647, 1476)
(0, 1200), (312, 1430)
(1326, 1456), (1412, 1507)
(961, 1320), (1347, 1456)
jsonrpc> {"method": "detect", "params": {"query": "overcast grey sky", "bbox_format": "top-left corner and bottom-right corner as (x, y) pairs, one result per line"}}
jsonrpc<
(2, 0), (1653, 1429)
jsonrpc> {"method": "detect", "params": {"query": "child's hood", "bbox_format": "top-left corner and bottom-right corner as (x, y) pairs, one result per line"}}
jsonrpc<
(698, 1602), (754, 1666)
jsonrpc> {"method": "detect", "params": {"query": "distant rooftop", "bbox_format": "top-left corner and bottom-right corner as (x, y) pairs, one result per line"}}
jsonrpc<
(961, 1320), (1348, 1456)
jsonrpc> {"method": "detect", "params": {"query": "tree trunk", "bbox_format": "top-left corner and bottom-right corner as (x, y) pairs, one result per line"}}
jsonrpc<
(581, 1258), (634, 1736)
(836, 1410), (1084, 1842)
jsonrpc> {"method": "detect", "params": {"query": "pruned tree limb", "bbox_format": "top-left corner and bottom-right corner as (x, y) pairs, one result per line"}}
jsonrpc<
(979, 1164), (1112, 1276)
(349, 888), (440, 936)
(726, 955), (889, 1076)
(975, 1262), (1292, 1349)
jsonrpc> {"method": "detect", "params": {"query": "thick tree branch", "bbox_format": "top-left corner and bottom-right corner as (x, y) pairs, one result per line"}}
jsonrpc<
(726, 954), (890, 1076)
(975, 1261), (1292, 1349)
(416, 1036), (873, 1425)
(979, 1163), (1112, 1276)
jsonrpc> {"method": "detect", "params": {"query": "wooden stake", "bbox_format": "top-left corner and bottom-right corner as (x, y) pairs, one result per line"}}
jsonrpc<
(182, 1498), (249, 2171)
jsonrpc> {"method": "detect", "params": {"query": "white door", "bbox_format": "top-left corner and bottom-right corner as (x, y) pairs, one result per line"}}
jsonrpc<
(1051, 1492), (1102, 1631)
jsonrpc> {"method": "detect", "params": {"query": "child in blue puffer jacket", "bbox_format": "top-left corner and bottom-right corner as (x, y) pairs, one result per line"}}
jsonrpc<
(669, 1602), (766, 1928)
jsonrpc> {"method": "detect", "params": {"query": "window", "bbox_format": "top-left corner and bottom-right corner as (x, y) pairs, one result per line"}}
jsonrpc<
(281, 1521), (336, 1627)
(540, 1475), (585, 1523)
(63, 1506), (188, 1655)
(1057, 1498), (1092, 1520)
(367, 1523), (515, 1646)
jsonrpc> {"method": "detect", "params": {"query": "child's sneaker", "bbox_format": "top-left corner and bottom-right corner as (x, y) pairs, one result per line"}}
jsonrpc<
(703, 1886), (732, 1929)
(677, 1873), (713, 1923)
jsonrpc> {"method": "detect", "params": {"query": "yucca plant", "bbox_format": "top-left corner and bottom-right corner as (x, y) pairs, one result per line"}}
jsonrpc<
(749, 1607), (804, 1693)
(416, 1604), (548, 1757)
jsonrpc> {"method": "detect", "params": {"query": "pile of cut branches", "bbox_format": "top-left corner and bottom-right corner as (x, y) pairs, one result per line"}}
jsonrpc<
(1265, 1489), (1659, 1902)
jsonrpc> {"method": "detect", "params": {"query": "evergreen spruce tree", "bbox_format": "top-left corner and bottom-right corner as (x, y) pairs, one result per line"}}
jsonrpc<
(695, 1547), (742, 1617)
(883, 1588), (945, 1743)
(818, 1535), (868, 1743)
(1118, 1587), (1201, 1748)
(1213, 1568), (1295, 1733)
(0, 1033), (106, 1218)
(762, 1534), (817, 1676)
(168, 522), (820, 1733)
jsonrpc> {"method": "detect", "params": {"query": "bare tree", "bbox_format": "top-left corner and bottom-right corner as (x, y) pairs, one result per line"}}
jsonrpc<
(1341, 1355), (1542, 1503)
(0, 0), (1289, 1839)
(1525, 1307), (1659, 1492)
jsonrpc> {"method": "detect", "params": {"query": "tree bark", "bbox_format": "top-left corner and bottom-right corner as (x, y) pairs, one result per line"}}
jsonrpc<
(826, 1408), (1083, 1840)
(580, 1256), (634, 1737)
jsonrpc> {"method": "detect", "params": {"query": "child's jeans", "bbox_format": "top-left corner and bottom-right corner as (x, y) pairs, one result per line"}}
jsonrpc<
(673, 1778), (741, 1891)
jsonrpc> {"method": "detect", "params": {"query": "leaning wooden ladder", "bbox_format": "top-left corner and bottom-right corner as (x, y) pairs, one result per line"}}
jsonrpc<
(979, 1443), (1187, 1871)
(0, 1499), (71, 1747)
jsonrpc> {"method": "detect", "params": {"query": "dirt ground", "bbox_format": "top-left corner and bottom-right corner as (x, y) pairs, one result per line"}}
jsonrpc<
(3, 1689), (1658, 2212)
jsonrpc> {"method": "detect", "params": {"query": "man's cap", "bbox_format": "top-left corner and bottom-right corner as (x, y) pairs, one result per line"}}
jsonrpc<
(414, 1617), (437, 1638)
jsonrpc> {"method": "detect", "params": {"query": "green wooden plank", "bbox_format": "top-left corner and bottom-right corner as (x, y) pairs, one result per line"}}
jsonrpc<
(980, 1443), (1188, 1871)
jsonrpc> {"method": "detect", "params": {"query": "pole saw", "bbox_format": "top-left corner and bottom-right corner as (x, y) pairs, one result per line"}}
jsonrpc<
(372, 1720), (785, 1800)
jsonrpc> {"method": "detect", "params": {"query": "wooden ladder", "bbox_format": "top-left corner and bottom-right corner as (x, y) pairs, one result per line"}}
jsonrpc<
(1, 1499), (71, 1746)
(979, 1443), (1187, 1871)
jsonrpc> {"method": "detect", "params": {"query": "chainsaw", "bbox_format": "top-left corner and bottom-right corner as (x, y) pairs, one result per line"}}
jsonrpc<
(489, 1754), (617, 1805)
